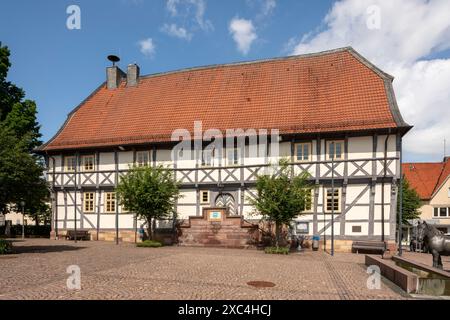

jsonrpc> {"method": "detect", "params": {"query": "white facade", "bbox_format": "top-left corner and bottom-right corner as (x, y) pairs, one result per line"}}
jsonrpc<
(46, 133), (401, 242)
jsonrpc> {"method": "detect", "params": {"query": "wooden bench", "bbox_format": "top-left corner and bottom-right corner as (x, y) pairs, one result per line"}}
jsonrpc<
(352, 241), (386, 254)
(65, 230), (90, 241)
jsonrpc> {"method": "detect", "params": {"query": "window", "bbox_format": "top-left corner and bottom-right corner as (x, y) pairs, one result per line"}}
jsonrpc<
(227, 148), (240, 166)
(65, 156), (76, 172)
(136, 151), (149, 167)
(448, 188), (450, 198)
(82, 155), (95, 172)
(434, 208), (439, 217)
(327, 140), (344, 160)
(352, 225), (362, 233)
(325, 188), (340, 213)
(295, 142), (312, 162)
(300, 190), (313, 212)
(201, 149), (215, 167)
(105, 192), (116, 213)
(200, 191), (210, 204)
(83, 192), (95, 213)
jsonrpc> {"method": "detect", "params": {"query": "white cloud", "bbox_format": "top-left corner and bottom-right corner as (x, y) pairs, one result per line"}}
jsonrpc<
(166, 0), (179, 16)
(161, 23), (193, 41)
(138, 38), (156, 57)
(165, 0), (213, 32)
(229, 18), (257, 55)
(260, 0), (277, 17)
(288, 0), (450, 161)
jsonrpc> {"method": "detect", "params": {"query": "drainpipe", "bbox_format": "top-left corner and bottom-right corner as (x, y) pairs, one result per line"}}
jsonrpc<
(381, 132), (390, 243)
(47, 152), (57, 239)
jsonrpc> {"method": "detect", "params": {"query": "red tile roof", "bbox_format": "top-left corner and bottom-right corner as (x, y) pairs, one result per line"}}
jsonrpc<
(403, 158), (450, 200)
(39, 47), (409, 152)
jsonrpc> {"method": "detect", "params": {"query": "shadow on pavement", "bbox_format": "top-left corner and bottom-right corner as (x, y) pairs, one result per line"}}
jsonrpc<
(11, 244), (86, 254)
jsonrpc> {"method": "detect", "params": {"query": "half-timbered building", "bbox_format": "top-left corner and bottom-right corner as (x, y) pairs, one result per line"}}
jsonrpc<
(36, 47), (411, 251)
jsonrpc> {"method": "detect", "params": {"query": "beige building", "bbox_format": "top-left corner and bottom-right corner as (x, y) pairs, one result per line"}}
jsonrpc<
(403, 157), (450, 235)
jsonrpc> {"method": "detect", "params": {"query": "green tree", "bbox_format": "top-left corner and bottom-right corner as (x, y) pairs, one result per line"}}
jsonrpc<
(116, 165), (181, 240)
(398, 177), (421, 225)
(0, 43), (48, 220)
(249, 159), (312, 247)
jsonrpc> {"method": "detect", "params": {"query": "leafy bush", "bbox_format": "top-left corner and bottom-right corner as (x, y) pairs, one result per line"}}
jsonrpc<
(0, 239), (12, 254)
(136, 240), (163, 248)
(264, 246), (289, 255)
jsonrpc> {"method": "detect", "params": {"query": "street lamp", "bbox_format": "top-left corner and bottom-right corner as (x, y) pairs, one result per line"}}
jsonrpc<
(20, 200), (25, 240)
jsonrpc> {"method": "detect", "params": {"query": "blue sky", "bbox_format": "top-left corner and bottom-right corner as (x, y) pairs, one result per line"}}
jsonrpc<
(1, 0), (449, 162)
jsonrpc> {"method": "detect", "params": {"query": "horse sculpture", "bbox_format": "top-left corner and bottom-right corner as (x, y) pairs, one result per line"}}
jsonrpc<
(417, 221), (450, 269)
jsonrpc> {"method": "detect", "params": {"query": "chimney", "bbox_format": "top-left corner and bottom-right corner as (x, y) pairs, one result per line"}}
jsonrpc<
(106, 66), (125, 89)
(127, 64), (140, 87)
(106, 55), (125, 89)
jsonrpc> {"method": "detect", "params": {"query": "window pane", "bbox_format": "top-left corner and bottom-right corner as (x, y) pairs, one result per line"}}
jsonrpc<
(434, 208), (439, 217)
(335, 143), (342, 159)
(440, 208), (446, 217)
(329, 143), (335, 158)
(83, 156), (94, 171)
(303, 144), (309, 160)
(296, 145), (303, 161)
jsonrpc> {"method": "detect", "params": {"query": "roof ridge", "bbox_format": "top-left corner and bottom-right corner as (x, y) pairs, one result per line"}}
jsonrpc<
(432, 161), (450, 196)
(137, 46), (354, 81)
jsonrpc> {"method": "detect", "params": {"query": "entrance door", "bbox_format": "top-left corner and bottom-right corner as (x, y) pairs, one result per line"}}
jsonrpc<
(215, 193), (237, 215)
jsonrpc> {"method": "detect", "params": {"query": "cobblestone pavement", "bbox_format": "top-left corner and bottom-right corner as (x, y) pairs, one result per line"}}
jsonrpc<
(0, 239), (409, 300)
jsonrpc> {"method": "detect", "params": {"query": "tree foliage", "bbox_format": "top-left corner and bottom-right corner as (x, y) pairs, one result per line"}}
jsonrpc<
(116, 165), (181, 239)
(398, 176), (422, 225)
(249, 159), (312, 247)
(0, 43), (48, 222)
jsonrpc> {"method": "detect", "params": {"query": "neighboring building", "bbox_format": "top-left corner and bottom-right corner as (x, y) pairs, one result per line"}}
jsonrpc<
(403, 157), (450, 235)
(0, 205), (35, 227)
(36, 47), (411, 251)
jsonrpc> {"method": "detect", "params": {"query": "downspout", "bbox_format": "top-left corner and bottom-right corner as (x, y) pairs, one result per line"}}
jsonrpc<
(47, 152), (57, 238)
(381, 131), (391, 242)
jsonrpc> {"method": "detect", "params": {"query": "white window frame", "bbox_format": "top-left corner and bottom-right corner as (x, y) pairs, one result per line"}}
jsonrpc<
(104, 192), (116, 213)
(327, 140), (344, 160)
(324, 187), (341, 213)
(136, 151), (150, 167)
(295, 142), (312, 162)
(65, 156), (76, 172)
(83, 192), (95, 213)
(200, 190), (210, 204)
(81, 155), (95, 172)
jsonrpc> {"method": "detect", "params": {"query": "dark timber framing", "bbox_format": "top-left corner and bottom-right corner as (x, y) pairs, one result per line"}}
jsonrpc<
(46, 130), (406, 244)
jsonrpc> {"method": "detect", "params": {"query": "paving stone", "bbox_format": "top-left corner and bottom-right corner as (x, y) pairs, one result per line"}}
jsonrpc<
(0, 239), (409, 300)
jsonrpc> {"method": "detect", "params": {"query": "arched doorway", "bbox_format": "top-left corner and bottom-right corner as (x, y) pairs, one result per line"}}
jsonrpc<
(215, 193), (237, 215)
